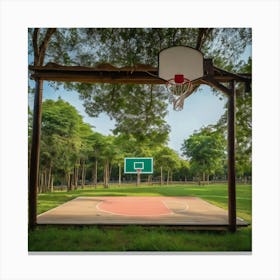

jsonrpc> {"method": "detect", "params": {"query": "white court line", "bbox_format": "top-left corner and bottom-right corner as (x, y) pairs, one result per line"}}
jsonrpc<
(37, 197), (81, 217)
(96, 199), (173, 217)
(161, 199), (189, 214)
(200, 195), (251, 200)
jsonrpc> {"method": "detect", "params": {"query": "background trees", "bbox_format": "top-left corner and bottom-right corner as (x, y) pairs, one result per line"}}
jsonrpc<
(36, 98), (190, 191)
(39, 99), (83, 191)
(181, 126), (226, 184)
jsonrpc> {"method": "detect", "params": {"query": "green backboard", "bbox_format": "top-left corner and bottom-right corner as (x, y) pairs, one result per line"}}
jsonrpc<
(124, 157), (153, 174)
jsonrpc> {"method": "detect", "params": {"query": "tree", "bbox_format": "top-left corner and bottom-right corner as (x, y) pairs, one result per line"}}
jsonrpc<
(98, 136), (120, 188)
(87, 132), (105, 187)
(181, 126), (226, 184)
(40, 99), (83, 191)
(77, 121), (94, 188)
(153, 146), (181, 185)
(174, 159), (190, 182)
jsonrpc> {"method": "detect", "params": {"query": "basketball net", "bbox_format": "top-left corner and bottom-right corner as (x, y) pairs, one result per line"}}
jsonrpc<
(166, 75), (193, 111)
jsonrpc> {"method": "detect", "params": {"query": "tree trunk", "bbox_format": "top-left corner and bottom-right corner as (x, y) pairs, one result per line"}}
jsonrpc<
(81, 160), (85, 188)
(41, 171), (44, 193)
(71, 173), (75, 191)
(75, 166), (78, 189)
(39, 172), (43, 193)
(160, 166), (163, 186)
(167, 170), (170, 185)
(40, 170), (46, 193)
(103, 165), (106, 187)
(74, 162), (79, 190)
(43, 170), (48, 193)
(103, 160), (109, 188)
(106, 161), (110, 188)
(47, 165), (52, 191)
(67, 173), (72, 191)
(109, 163), (112, 179)
(74, 166), (77, 189)
(118, 164), (121, 186)
(93, 158), (98, 188)
(50, 176), (54, 192)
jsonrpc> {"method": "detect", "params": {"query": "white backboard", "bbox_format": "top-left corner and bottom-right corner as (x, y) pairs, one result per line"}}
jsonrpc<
(158, 46), (204, 81)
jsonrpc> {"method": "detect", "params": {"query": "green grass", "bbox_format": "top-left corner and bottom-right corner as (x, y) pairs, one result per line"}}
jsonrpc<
(29, 183), (252, 252)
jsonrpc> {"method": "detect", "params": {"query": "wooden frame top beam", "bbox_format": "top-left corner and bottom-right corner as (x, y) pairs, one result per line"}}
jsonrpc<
(29, 62), (251, 85)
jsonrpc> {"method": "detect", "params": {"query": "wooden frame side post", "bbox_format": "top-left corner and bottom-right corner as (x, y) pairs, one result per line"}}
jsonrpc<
(28, 79), (43, 229)
(228, 80), (237, 232)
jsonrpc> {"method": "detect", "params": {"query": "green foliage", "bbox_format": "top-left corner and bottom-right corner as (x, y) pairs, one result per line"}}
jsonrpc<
(42, 99), (81, 137)
(40, 99), (88, 184)
(153, 146), (181, 172)
(181, 126), (226, 180)
(29, 28), (251, 68)
(82, 84), (170, 147)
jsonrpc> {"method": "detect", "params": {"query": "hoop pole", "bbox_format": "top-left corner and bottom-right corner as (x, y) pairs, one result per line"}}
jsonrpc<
(227, 80), (236, 232)
(136, 169), (141, 186)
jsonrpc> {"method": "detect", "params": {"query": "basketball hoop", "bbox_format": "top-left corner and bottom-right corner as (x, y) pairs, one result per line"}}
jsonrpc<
(166, 74), (193, 111)
(158, 46), (204, 111)
(136, 168), (141, 186)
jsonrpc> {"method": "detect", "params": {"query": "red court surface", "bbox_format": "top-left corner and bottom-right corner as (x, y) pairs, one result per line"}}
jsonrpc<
(37, 196), (247, 226)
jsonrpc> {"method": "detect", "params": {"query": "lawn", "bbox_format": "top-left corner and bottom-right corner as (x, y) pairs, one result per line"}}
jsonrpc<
(29, 183), (252, 252)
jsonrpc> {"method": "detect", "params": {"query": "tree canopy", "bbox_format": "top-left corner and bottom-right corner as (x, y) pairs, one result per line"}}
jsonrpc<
(181, 126), (226, 182)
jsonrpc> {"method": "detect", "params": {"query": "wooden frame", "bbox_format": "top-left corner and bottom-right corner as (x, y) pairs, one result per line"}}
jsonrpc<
(28, 59), (251, 232)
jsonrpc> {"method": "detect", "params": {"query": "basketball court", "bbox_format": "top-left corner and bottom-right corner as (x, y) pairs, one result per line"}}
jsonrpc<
(37, 196), (248, 227)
